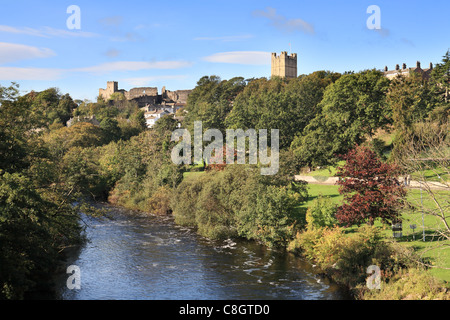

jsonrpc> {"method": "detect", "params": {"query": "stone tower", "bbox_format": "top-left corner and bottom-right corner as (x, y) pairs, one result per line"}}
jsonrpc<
(99, 81), (119, 100)
(271, 52), (297, 79)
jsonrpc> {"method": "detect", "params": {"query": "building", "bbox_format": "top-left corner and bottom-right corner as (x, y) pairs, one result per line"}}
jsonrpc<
(66, 115), (100, 127)
(144, 109), (172, 128)
(271, 51), (297, 79)
(98, 81), (192, 108)
(383, 61), (434, 80)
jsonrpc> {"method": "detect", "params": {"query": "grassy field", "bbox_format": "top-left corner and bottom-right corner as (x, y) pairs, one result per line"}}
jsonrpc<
(302, 182), (450, 282)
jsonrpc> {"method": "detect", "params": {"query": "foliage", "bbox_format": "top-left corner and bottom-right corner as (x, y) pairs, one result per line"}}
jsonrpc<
(292, 69), (391, 167)
(305, 195), (338, 229)
(362, 267), (450, 300)
(288, 225), (421, 292)
(171, 165), (305, 247)
(184, 76), (246, 132)
(226, 72), (339, 149)
(336, 145), (407, 226)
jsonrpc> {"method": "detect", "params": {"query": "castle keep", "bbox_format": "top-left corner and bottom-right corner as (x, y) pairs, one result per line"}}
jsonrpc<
(271, 52), (297, 79)
(99, 81), (192, 108)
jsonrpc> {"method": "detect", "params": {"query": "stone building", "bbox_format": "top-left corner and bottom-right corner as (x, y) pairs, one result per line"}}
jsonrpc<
(271, 51), (297, 79)
(98, 81), (127, 101)
(98, 81), (192, 108)
(383, 61), (433, 80)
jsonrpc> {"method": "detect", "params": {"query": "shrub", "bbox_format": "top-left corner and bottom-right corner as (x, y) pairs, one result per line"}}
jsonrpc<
(362, 268), (450, 300)
(171, 165), (304, 246)
(147, 186), (172, 215)
(171, 173), (208, 227)
(287, 224), (420, 291)
(305, 195), (338, 229)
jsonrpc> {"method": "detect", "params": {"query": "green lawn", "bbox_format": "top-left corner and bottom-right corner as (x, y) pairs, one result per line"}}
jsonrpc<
(300, 183), (343, 208)
(301, 183), (450, 282)
(302, 161), (345, 178)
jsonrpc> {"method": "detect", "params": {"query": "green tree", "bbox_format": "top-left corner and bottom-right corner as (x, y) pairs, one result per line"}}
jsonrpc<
(100, 117), (121, 143)
(305, 195), (338, 229)
(387, 72), (436, 159)
(184, 76), (246, 132)
(292, 69), (391, 167)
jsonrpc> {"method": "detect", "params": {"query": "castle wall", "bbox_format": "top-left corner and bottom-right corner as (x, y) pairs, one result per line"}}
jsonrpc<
(99, 81), (191, 107)
(125, 87), (158, 100)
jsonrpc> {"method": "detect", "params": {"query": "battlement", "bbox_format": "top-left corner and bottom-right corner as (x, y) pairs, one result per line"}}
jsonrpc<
(271, 51), (297, 79)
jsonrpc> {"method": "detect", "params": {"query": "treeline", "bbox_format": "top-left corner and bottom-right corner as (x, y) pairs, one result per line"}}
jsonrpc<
(185, 51), (449, 167)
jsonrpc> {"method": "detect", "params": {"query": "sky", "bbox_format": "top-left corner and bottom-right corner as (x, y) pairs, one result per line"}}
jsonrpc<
(0, 0), (449, 101)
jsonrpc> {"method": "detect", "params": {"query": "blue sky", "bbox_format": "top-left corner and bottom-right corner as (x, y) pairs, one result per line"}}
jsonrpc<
(0, 0), (449, 101)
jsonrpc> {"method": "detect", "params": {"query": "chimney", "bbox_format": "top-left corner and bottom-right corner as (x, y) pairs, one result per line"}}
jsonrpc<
(384, 66), (388, 72)
(416, 61), (421, 69)
(395, 64), (400, 71)
(402, 63), (407, 70)
(430, 62), (433, 70)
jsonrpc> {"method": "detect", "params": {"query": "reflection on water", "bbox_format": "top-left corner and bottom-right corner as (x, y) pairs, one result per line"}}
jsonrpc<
(56, 205), (349, 300)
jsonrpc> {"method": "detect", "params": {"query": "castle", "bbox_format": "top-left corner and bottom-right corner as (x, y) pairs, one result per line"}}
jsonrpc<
(99, 81), (192, 108)
(271, 51), (298, 79)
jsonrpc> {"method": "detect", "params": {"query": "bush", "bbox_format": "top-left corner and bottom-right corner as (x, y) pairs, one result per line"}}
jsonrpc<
(147, 186), (172, 215)
(362, 268), (450, 300)
(288, 225), (421, 291)
(305, 195), (338, 229)
(171, 173), (209, 227)
(172, 165), (304, 246)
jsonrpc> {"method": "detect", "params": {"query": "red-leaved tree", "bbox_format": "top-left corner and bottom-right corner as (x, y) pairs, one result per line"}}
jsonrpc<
(336, 145), (406, 226)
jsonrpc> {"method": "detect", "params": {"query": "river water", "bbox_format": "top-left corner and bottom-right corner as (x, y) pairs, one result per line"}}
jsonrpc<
(55, 205), (349, 300)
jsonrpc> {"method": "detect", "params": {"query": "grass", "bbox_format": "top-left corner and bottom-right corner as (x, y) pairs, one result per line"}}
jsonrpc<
(301, 182), (450, 282)
(302, 161), (345, 178)
(300, 183), (343, 208)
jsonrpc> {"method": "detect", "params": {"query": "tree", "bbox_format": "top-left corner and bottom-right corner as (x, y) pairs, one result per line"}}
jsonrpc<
(306, 195), (338, 229)
(387, 72), (436, 160)
(184, 76), (246, 132)
(100, 117), (121, 143)
(395, 121), (449, 245)
(431, 50), (450, 104)
(292, 69), (391, 167)
(336, 145), (406, 226)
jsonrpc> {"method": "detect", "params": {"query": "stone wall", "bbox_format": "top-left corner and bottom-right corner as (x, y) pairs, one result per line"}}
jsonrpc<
(99, 81), (191, 107)
(125, 87), (158, 100)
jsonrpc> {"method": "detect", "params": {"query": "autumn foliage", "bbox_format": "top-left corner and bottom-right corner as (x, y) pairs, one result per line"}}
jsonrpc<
(336, 145), (406, 226)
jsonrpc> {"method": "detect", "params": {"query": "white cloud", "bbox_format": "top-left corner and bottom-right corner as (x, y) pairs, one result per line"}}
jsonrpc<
(0, 42), (55, 64)
(194, 34), (254, 42)
(253, 7), (315, 35)
(0, 59), (192, 81)
(0, 67), (63, 80)
(123, 75), (188, 87)
(73, 60), (193, 74)
(203, 51), (271, 65)
(0, 25), (99, 38)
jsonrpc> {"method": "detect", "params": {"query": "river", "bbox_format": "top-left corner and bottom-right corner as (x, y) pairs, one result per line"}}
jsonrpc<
(54, 204), (349, 300)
